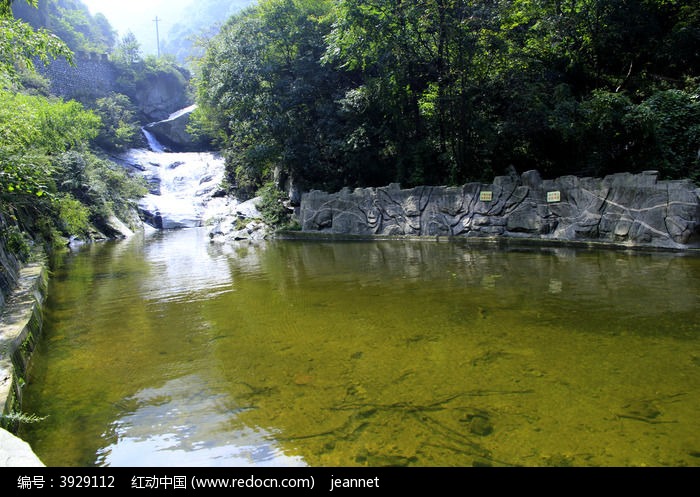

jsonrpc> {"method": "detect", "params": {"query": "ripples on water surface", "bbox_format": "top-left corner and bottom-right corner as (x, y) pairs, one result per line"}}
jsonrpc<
(20, 228), (700, 467)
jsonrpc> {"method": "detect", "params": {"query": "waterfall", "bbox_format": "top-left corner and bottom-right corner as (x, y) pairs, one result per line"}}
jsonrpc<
(167, 104), (197, 121)
(142, 128), (165, 153)
(121, 109), (228, 230)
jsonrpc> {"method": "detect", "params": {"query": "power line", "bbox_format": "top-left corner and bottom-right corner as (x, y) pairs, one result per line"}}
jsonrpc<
(153, 16), (161, 57)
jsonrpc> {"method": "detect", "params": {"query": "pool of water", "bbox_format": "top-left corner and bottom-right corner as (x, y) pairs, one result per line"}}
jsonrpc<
(19, 228), (700, 466)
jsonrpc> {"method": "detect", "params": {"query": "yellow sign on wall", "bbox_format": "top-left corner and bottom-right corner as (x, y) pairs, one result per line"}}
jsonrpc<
(480, 191), (493, 202)
(547, 191), (561, 203)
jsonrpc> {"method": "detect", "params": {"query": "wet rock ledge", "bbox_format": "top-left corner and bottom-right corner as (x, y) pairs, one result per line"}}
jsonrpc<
(299, 170), (700, 250)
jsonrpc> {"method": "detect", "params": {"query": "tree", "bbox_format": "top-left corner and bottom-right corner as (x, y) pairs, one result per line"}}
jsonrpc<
(325, 0), (433, 184)
(113, 30), (142, 67)
(196, 0), (347, 195)
(92, 13), (116, 52)
(1, 0), (147, 247)
(0, 0), (20, 17)
(325, 1), (511, 184)
(11, 0), (117, 55)
(194, 0), (700, 196)
(92, 93), (140, 152)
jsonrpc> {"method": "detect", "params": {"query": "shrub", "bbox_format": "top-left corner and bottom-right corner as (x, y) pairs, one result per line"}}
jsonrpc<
(256, 181), (292, 228)
(56, 193), (91, 237)
(92, 93), (140, 152)
(1, 224), (32, 262)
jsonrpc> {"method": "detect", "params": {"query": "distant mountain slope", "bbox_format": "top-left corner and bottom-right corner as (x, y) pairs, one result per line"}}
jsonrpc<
(12, 0), (117, 55)
(162, 0), (255, 65)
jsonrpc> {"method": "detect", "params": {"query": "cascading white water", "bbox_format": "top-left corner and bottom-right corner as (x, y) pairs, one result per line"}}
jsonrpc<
(142, 128), (165, 153)
(166, 104), (198, 121)
(121, 111), (228, 230)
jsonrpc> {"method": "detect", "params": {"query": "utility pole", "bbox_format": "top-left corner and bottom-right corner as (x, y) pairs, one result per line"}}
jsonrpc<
(153, 16), (161, 57)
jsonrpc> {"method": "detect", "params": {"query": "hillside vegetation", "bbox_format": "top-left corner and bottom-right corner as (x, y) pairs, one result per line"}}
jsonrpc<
(1, 0), (149, 254)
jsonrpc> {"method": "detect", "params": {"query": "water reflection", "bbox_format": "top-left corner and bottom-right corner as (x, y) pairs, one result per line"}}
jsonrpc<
(20, 230), (700, 467)
(97, 375), (305, 467)
(139, 229), (234, 303)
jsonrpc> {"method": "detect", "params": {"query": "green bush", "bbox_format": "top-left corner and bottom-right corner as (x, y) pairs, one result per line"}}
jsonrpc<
(56, 193), (90, 237)
(256, 181), (291, 228)
(635, 88), (700, 181)
(1, 224), (32, 262)
(54, 150), (148, 234)
(92, 93), (140, 152)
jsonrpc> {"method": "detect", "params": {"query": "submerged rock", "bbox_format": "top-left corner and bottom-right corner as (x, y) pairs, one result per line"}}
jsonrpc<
(468, 416), (494, 436)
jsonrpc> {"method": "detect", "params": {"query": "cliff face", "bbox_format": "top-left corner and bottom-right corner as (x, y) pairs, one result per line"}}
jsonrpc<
(300, 170), (700, 250)
(132, 71), (190, 123)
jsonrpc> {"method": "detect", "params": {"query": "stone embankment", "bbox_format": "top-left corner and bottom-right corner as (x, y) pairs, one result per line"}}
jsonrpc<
(299, 170), (700, 250)
(37, 55), (190, 123)
(36, 53), (117, 102)
(0, 256), (48, 467)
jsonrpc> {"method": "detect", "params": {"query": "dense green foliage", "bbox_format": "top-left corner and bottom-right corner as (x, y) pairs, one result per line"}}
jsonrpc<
(195, 0), (700, 197)
(1, 0), (73, 87)
(90, 92), (140, 152)
(195, 0), (354, 195)
(0, 88), (147, 249)
(256, 181), (296, 228)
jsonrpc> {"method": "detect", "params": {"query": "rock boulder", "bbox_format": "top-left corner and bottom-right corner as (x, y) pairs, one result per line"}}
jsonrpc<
(145, 106), (199, 152)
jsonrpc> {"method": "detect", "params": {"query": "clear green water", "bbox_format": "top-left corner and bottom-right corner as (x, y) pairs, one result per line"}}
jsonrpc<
(19, 228), (700, 467)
